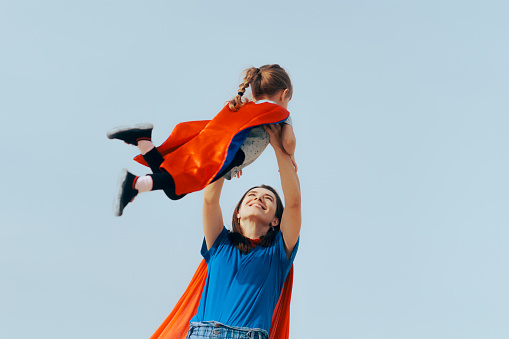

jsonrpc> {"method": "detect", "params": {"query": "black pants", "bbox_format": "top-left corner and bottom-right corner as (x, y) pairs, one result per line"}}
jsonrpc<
(143, 147), (245, 200)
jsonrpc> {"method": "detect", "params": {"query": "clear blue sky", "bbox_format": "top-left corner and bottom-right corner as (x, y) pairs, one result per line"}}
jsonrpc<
(1, 1), (508, 338)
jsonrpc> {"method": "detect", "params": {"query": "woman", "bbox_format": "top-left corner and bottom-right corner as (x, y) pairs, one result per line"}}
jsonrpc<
(186, 121), (301, 339)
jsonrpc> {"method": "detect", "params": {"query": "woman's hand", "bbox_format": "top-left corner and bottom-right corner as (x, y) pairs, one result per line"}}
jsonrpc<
(263, 124), (285, 151)
(264, 124), (298, 171)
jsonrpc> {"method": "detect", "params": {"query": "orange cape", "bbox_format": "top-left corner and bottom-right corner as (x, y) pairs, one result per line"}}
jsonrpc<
(149, 259), (294, 339)
(134, 102), (290, 195)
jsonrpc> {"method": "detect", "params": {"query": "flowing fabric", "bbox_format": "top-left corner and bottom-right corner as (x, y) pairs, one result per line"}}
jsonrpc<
(149, 259), (294, 339)
(134, 102), (290, 195)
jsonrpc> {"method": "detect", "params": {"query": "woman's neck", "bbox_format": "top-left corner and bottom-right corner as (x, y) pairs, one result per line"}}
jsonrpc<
(241, 220), (270, 239)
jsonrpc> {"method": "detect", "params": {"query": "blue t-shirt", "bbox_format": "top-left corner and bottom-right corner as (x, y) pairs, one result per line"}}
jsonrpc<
(190, 227), (298, 332)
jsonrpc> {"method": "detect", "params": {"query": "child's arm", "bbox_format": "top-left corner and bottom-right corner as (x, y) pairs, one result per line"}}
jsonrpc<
(203, 177), (225, 250)
(281, 123), (298, 171)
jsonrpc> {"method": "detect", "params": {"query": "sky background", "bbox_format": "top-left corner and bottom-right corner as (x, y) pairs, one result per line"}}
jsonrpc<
(1, 1), (508, 338)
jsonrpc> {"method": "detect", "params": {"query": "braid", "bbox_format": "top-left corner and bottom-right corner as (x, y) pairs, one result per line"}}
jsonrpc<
(228, 67), (260, 111)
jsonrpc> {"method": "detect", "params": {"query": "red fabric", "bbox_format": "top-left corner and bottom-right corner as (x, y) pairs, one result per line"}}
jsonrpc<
(149, 260), (207, 339)
(149, 260), (294, 339)
(269, 266), (294, 339)
(249, 238), (262, 247)
(134, 102), (289, 195)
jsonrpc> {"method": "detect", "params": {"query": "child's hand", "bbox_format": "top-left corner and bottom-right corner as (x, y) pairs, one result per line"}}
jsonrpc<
(234, 169), (243, 178)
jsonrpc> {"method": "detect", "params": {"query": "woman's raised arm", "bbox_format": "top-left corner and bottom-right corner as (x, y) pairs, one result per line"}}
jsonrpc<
(264, 124), (301, 259)
(203, 177), (225, 250)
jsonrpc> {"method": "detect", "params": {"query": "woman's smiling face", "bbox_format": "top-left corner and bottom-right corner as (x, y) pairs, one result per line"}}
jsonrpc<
(237, 188), (279, 226)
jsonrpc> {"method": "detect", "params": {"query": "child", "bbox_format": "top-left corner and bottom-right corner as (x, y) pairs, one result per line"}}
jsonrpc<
(107, 64), (296, 216)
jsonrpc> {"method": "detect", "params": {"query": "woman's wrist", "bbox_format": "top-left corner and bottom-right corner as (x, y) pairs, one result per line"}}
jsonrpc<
(204, 177), (224, 202)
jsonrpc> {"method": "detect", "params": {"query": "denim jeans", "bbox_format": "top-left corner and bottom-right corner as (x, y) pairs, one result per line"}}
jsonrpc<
(187, 321), (268, 339)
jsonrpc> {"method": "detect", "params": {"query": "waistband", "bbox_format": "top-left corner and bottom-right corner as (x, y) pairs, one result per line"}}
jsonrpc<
(188, 321), (269, 339)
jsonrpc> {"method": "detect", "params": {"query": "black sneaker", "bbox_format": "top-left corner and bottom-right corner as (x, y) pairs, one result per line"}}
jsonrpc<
(113, 169), (139, 217)
(107, 123), (154, 145)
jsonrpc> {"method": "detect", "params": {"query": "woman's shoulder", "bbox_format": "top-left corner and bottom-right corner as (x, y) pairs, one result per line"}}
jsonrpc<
(202, 226), (231, 259)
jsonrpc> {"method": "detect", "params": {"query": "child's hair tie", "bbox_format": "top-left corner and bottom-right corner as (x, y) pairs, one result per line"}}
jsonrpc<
(238, 91), (244, 96)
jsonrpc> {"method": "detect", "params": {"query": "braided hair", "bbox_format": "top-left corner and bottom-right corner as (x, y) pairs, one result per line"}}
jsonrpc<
(228, 64), (293, 111)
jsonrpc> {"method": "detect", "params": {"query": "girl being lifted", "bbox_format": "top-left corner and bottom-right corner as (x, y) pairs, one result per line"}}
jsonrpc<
(107, 64), (296, 216)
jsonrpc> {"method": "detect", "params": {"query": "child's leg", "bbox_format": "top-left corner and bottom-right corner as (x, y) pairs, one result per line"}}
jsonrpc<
(149, 172), (186, 200)
(139, 147), (244, 198)
(137, 139), (155, 155)
(142, 147), (165, 173)
(115, 169), (185, 216)
(133, 146), (186, 200)
(110, 124), (185, 216)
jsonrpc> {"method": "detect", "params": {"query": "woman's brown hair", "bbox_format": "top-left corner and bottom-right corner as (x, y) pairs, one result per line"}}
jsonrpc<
(228, 185), (285, 254)
(228, 64), (293, 111)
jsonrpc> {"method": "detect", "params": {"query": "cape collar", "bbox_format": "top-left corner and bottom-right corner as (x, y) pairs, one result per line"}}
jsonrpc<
(254, 99), (277, 105)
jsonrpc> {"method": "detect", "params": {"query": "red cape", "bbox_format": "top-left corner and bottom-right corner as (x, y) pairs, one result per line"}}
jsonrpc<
(149, 259), (294, 339)
(134, 102), (290, 195)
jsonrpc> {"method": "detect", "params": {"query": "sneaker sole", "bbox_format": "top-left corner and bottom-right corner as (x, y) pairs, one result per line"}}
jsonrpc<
(107, 122), (154, 139)
(113, 168), (129, 217)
